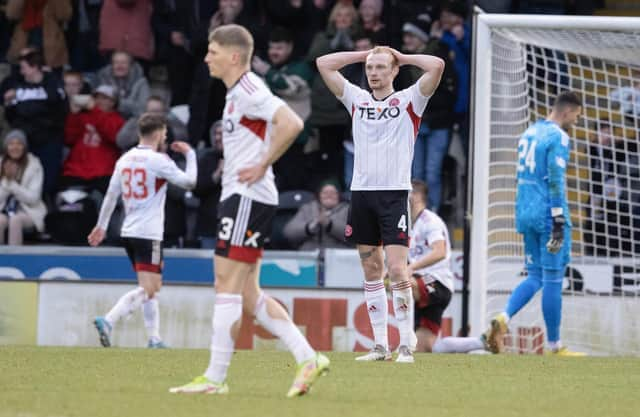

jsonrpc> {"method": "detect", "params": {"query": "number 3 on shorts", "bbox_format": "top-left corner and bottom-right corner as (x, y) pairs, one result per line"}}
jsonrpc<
(219, 217), (234, 240)
(397, 214), (407, 232)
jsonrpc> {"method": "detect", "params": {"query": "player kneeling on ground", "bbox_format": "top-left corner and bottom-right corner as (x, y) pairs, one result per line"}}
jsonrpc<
(408, 180), (497, 353)
(89, 113), (197, 349)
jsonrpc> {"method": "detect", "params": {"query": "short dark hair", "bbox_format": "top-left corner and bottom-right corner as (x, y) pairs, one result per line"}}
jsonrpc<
(553, 91), (582, 110)
(137, 113), (167, 137)
(411, 179), (429, 204)
(18, 49), (44, 69)
(269, 27), (293, 44)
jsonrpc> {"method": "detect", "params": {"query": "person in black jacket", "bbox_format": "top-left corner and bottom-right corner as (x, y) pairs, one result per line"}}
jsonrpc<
(2, 49), (67, 201)
(397, 15), (457, 213)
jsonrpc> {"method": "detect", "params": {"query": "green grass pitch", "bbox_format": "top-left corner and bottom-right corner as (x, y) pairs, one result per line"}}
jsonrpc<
(1, 346), (639, 417)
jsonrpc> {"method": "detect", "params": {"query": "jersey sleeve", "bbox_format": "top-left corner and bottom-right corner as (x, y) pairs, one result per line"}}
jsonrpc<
(408, 80), (430, 115)
(547, 131), (569, 210)
(337, 80), (361, 114)
(154, 151), (197, 190)
(96, 164), (122, 230)
(424, 221), (447, 246)
(244, 84), (286, 122)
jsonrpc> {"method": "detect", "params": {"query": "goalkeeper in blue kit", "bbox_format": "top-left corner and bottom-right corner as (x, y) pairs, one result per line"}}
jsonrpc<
(486, 91), (586, 356)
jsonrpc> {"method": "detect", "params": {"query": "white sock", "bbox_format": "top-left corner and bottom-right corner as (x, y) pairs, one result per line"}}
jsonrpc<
(142, 297), (160, 342)
(254, 292), (315, 364)
(105, 287), (148, 326)
(364, 279), (388, 350)
(432, 337), (485, 353)
(548, 340), (561, 350)
(204, 293), (242, 383)
(391, 280), (414, 348)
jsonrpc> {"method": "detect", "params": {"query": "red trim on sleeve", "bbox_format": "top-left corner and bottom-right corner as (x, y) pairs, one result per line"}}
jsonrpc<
(155, 178), (167, 193)
(407, 102), (421, 139)
(351, 104), (355, 118)
(228, 245), (263, 263)
(239, 116), (267, 141)
(134, 263), (162, 273)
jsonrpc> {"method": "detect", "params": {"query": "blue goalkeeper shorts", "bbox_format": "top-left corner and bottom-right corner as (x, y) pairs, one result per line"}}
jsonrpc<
(522, 226), (571, 278)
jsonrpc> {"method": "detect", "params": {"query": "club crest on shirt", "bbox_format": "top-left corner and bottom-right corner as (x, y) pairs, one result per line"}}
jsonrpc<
(389, 98), (400, 106)
(345, 224), (353, 237)
(227, 101), (234, 114)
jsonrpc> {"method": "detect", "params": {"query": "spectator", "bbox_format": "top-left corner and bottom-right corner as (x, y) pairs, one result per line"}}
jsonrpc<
(116, 95), (188, 151)
(358, 0), (387, 46)
(3, 49), (66, 199)
(63, 70), (91, 98)
(0, 129), (47, 244)
(61, 85), (125, 194)
(262, 0), (317, 60)
(400, 14), (457, 213)
(97, 50), (150, 118)
(610, 81), (640, 121)
(193, 120), (224, 248)
(252, 26), (314, 191)
(284, 181), (350, 250)
(67, 0), (105, 72)
(307, 1), (360, 189)
(99, 0), (154, 63)
(431, 0), (470, 154)
(5, 0), (72, 69)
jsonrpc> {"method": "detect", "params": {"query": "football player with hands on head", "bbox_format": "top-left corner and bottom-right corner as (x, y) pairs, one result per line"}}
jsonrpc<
(316, 43), (444, 363)
(89, 113), (197, 349)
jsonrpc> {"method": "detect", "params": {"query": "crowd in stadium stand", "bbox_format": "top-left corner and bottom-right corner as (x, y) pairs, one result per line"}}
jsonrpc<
(0, 0), (604, 249)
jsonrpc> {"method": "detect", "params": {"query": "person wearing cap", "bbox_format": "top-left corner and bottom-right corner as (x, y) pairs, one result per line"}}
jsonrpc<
(398, 14), (457, 213)
(0, 129), (47, 245)
(61, 84), (125, 195)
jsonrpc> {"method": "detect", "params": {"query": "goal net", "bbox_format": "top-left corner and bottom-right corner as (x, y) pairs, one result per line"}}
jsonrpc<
(470, 13), (640, 355)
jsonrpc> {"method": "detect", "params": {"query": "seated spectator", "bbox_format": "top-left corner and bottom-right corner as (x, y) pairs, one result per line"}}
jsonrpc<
(0, 129), (47, 245)
(97, 50), (150, 118)
(3, 49), (66, 199)
(5, 0), (72, 69)
(61, 85), (125, 194)
(63, 70), (92, 98)
(283, 181), (350, 250)
(610, 81), (640, 121)
(358, 0), (388, 46)
(194, 120), (224, 248)
(99, 0), (154, 63)
(116, 95), (188, 151)
(252, 26), (313, 191)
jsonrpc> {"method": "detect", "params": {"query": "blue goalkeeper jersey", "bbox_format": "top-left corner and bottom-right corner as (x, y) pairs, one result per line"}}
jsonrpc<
(515, 119), (572, 233)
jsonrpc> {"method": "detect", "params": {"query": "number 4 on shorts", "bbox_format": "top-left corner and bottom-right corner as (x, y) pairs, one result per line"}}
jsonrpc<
(397, 214), (407, 232)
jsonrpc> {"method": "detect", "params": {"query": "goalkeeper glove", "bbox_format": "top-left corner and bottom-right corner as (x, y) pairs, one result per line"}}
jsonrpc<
(546, 214), (565, 254)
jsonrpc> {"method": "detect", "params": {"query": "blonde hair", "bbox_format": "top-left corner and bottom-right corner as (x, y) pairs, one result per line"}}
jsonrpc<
(368, 46), (398, 67)
(208, 24), (254, 65)
(328, 2), (358, 26)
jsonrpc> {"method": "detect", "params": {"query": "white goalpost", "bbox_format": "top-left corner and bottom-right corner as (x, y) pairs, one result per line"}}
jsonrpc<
(470, 12), (640, 355)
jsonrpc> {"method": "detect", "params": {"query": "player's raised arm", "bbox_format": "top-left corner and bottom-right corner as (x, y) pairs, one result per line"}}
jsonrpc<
(157, 141), (197, 189)
(316, 50), (370, 97)
(392, 50), (445, 98)
(88, 168), (122, 246)
(238, 104), (303, 185)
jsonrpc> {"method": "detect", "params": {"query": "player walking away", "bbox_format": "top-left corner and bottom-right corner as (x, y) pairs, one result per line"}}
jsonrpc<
(408, 180), (494, 353)
(486, 91), (586, 357)
(316, 45), (444, 363)
(88, 113), (197, 349)
(169, 24), (329, 397)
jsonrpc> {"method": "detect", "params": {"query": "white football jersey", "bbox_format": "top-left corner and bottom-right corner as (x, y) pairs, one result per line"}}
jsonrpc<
(97, 145), (197, 241)
(338, 80), (430, 191)
(409, 208), (453, 292)
(221, 72), (286, 205)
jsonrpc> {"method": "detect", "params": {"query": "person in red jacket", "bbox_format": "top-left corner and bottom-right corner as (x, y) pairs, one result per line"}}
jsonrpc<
(61, 85), (125, 194)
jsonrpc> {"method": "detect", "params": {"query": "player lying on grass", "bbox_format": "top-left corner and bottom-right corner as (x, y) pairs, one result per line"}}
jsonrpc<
(406, 180), (498, 353)
(88, 113), (197, 349)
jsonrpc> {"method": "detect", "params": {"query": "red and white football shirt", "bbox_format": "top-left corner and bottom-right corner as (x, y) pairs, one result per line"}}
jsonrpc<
(97, 145), (196, 241)
(338, 80), (430, 191)
(409, 208), (454, 292)
(221, 72), (285, 206)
